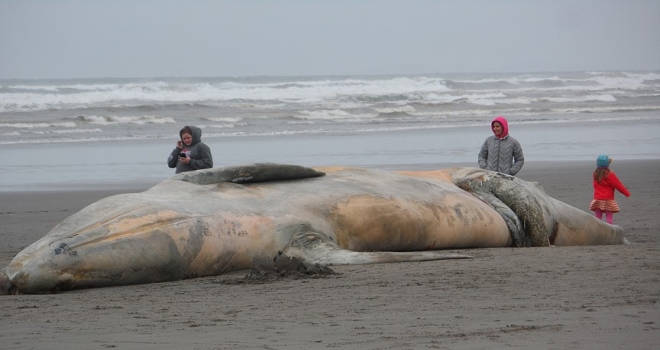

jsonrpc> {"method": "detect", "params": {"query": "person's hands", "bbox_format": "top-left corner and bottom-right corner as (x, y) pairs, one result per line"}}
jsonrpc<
(176, 140), (183, 148)
(179, 154), (191, 164)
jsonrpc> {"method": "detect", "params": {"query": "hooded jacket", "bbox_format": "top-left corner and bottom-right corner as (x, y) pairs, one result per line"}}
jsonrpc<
(593, 170), (630, 200)
(167, 125), (213, 173)
(478, 116), (524, 176)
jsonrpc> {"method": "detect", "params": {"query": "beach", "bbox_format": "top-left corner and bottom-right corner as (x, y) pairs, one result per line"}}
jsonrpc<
(2, 71), (659, 348)
(1, 159), (658, 349)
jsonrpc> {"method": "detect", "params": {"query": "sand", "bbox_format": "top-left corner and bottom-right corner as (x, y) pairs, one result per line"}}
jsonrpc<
(1, 160), (658, 349)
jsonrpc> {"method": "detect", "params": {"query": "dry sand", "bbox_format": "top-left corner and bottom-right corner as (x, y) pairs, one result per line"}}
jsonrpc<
(1, 160), (658, 349)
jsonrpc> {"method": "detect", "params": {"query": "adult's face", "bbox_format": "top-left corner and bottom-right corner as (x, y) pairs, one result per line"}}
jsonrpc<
(492, 122), (503, 137)
(181, 133), (193, 146)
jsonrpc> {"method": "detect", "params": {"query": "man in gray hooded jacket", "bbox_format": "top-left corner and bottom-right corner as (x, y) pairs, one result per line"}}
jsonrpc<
(478, 116), (524, 176)
(167, 125), (213, 174)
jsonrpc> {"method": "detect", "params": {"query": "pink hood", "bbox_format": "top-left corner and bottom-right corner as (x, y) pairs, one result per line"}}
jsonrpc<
(491, 116), (509, 139)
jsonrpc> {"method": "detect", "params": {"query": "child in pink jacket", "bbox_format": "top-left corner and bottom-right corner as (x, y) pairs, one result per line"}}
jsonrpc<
(589, 155), (631, 224)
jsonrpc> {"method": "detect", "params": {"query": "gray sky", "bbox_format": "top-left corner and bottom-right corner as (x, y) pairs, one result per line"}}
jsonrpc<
(1, 0), (659, 79)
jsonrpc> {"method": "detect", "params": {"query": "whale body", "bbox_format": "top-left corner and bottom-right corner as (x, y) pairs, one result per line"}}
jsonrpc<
(1, 164), (625, 294)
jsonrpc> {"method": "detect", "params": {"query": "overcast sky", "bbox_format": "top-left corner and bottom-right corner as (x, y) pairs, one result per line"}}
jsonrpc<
(1, 0), (659, 79)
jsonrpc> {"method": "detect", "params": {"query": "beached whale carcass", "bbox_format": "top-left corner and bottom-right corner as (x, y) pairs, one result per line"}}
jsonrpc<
(1, 163), (626, 294)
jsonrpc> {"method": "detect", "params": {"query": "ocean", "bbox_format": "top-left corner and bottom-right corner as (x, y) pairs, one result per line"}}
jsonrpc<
(1, 71), (659, 191)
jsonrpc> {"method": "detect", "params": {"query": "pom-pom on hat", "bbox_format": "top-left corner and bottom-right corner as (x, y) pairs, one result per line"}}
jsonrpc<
(597, 154), (610, 168)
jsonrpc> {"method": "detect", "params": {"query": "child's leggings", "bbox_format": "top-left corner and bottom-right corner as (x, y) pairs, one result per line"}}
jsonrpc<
(594, 208), (614, 224)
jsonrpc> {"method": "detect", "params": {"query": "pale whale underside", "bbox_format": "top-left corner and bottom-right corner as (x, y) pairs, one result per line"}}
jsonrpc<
(1, 163), (626, 294)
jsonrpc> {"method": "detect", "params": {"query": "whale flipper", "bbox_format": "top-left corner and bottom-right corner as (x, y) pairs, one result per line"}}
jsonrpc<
(173, 163), (325, 185)
(275, 231), (473, 267)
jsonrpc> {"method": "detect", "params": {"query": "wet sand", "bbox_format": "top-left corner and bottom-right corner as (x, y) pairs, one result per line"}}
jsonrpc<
(1, 160), (659, 349)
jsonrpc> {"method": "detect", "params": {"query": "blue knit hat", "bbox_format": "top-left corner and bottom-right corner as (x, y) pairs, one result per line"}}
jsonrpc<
(596, 154), (610, 167)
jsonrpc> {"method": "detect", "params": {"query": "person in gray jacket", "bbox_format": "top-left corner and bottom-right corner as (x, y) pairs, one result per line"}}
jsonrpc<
(167, 125), (213, 174)
(478, 116), (524, 176)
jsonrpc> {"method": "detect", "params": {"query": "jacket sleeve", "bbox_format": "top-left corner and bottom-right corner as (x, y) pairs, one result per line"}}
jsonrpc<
(509, 140), (525, 176)
(167, 148), (180, 169)
(189, 143), (213, 170)
(477, 139), (489, 169)
(608, 172), (631, 197)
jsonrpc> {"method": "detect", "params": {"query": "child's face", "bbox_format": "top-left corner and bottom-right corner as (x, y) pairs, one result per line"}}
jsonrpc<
(492, 122), (503, 137)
